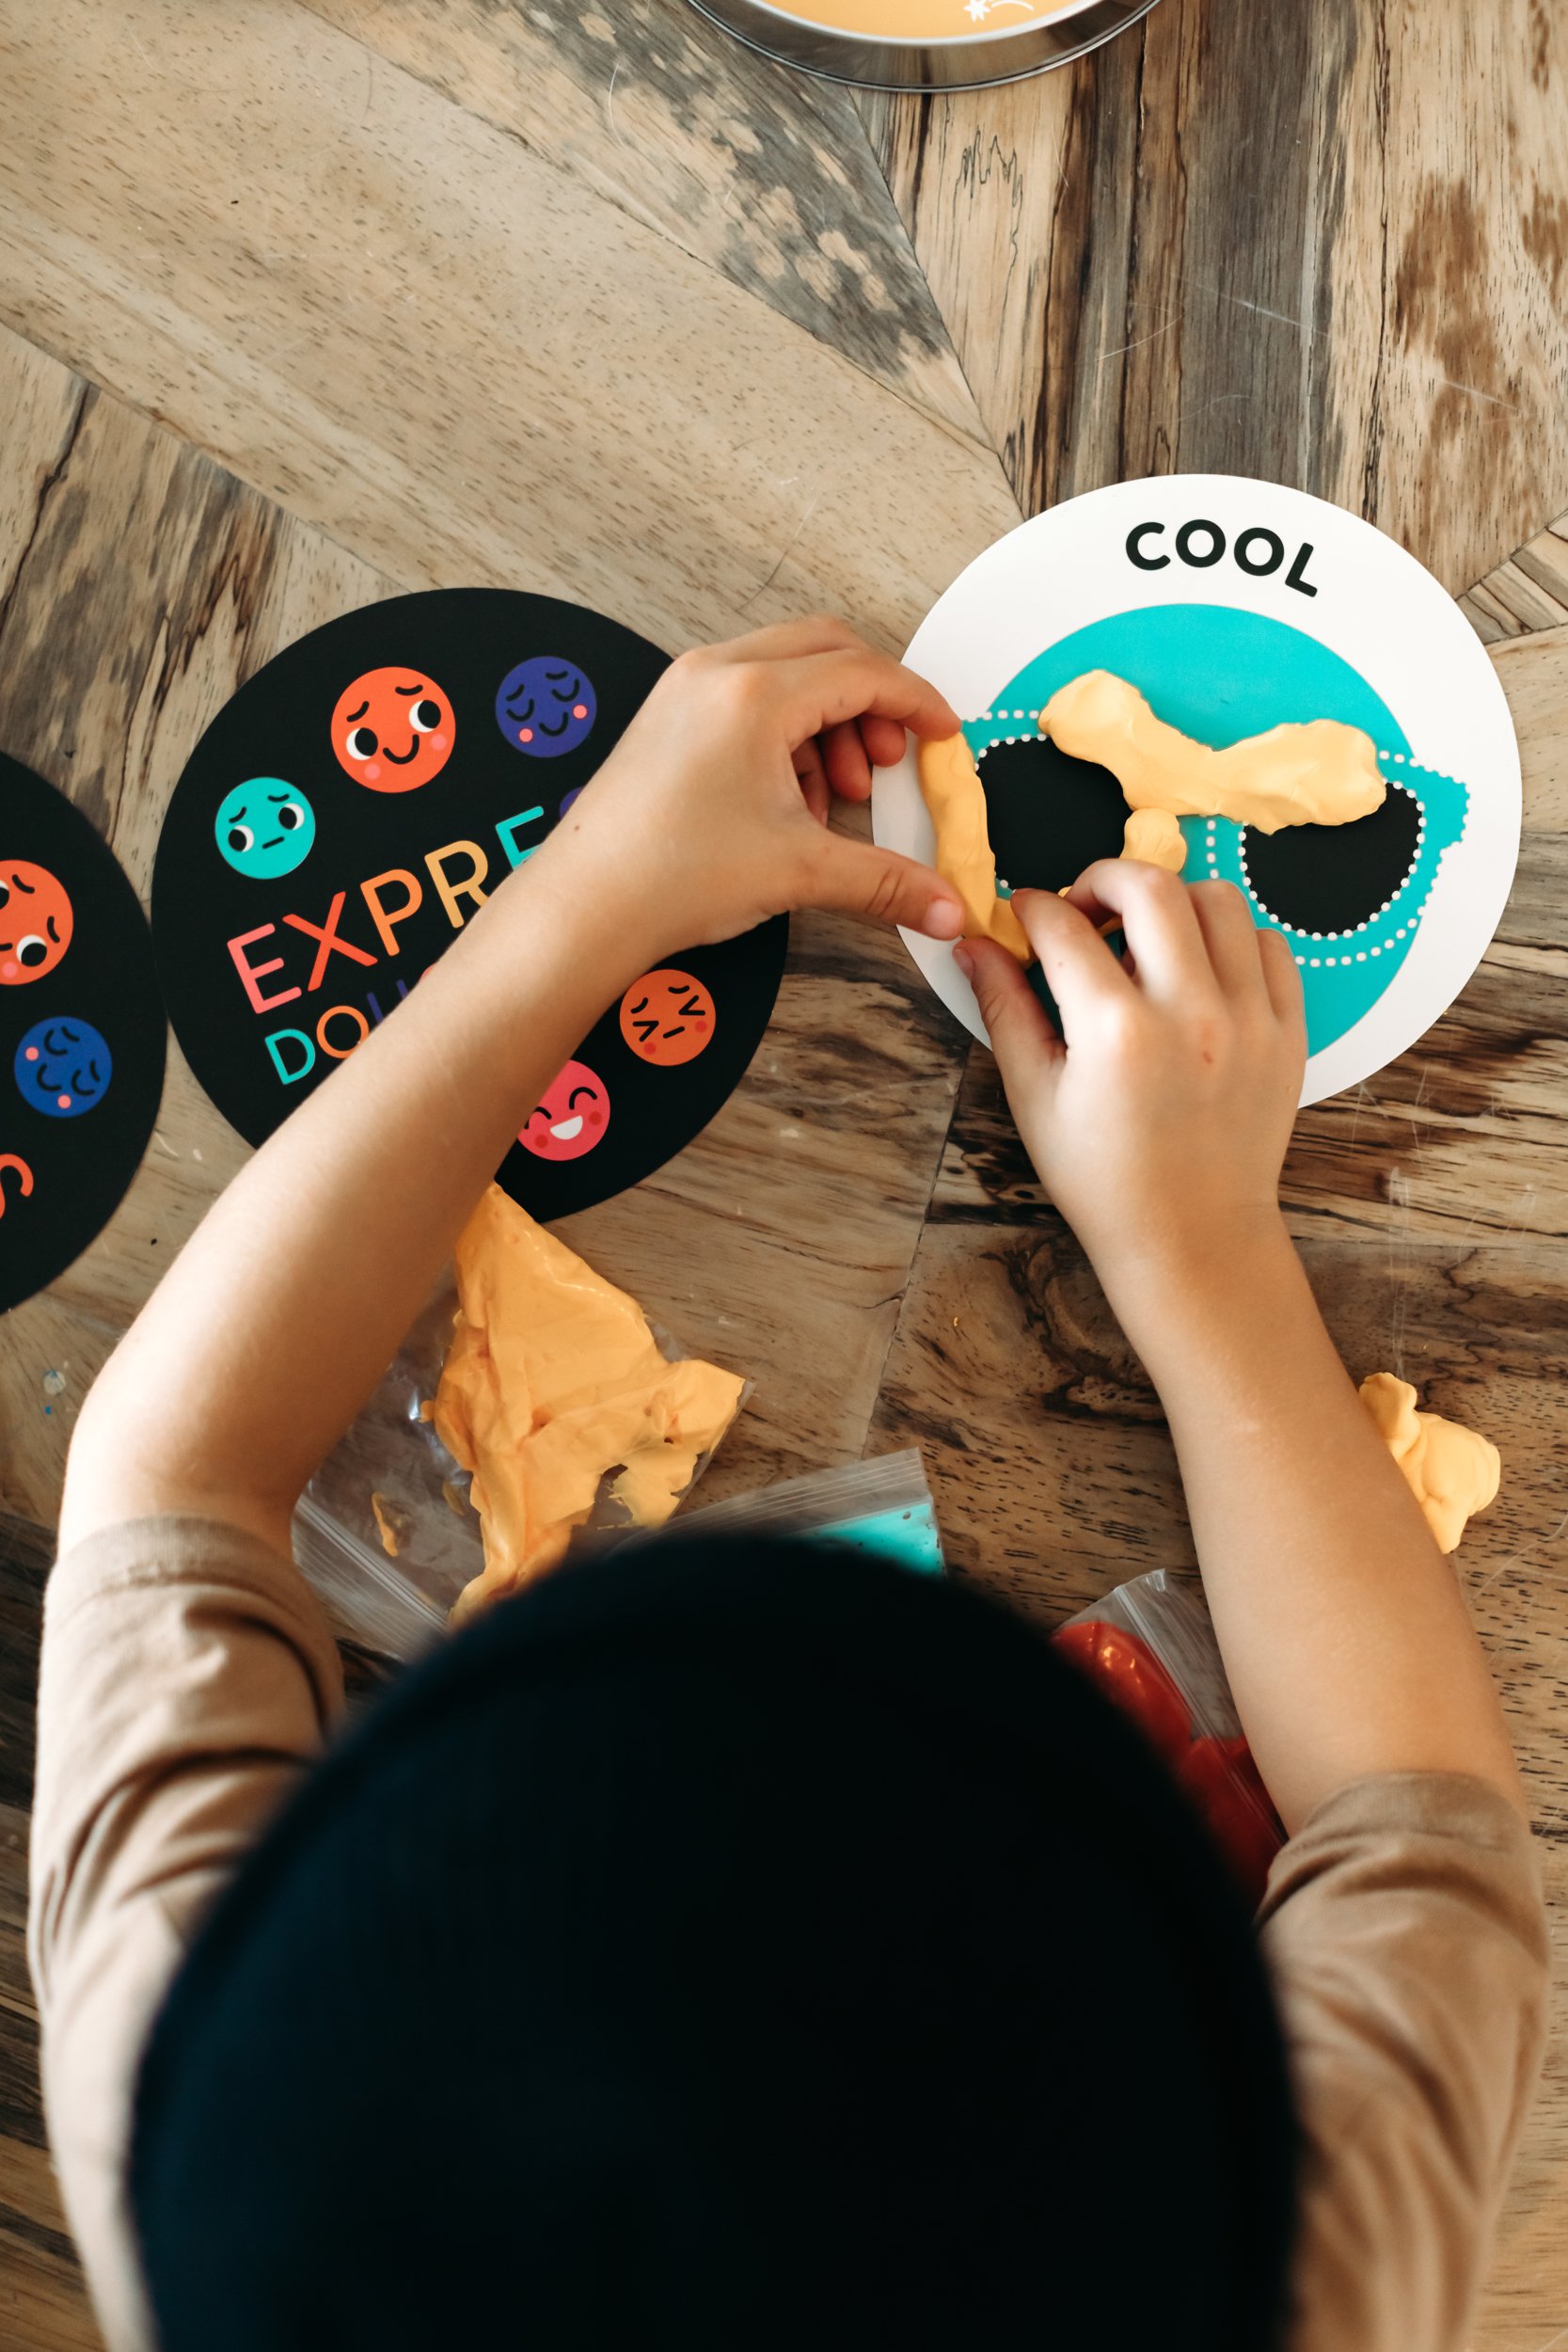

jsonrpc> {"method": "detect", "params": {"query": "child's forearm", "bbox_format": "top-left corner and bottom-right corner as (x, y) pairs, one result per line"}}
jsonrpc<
(1106, 1223), (1526, 1833)
(59, 625), (965, 1562)
(59, 857), (647, 1557)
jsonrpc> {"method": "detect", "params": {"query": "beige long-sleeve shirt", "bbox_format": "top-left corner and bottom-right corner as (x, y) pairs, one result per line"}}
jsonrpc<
(29, 1517), (1550, 2352)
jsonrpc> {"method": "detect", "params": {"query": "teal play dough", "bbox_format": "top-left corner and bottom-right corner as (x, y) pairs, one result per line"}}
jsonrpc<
(966, 605), (1468, 1060)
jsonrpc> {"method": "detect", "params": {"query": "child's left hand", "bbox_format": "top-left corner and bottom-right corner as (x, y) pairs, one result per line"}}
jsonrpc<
(522, 617), (965, 969)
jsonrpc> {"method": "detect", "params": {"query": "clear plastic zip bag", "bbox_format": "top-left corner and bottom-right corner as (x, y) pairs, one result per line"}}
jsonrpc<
(675, 1449), (944, 1573)
(294, 1278), (749, 1661)
(1054, 1569), (1286, 1907)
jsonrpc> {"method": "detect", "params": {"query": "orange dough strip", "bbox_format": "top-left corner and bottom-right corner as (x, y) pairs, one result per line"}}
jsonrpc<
(916, 732), (1032, 963)
(433, 1184), (745, 1620)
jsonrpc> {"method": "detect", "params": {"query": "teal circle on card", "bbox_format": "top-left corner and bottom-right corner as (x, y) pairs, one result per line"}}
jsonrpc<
(964, 604), (1468, 1059)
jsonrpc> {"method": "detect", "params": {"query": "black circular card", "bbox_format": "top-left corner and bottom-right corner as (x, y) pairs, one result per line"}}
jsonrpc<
(151, 591), (788, 1218)
(0, 752), (166, 1312)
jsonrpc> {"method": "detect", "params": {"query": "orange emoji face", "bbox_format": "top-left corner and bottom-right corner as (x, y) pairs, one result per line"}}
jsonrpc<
(619, 969), (715, 1067)
(332, 669), (454, 792)
(0, 861), (73, 984)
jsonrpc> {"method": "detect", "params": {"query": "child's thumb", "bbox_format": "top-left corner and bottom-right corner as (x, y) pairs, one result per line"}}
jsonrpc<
(958, 937), (1062, 1077)
(807, 834), (963, 939)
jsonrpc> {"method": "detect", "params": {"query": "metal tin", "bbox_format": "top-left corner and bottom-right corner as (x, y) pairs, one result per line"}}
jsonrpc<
(687, 0), (1159, 92)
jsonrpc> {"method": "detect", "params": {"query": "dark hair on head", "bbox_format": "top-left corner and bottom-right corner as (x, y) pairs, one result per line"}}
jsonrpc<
(133, 1533), (1296, 2351)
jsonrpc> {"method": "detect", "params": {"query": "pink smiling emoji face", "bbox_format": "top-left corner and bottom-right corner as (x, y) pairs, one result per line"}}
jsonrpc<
(332, 668), (454, 792)
(519, 1058), (610, 1161)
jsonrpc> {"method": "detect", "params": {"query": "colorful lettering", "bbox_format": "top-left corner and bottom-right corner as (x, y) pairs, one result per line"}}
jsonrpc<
(265, 1027), (316, 1084)
(424, 839), (490, 928)
(228, 925), (303, 1016)
(360, 867), (424, 956)
(494, 807), (545, 870)
(0, 1153), (35, 1214)
(316, 1004), (370, 1060)
(283, 891), (379, 992)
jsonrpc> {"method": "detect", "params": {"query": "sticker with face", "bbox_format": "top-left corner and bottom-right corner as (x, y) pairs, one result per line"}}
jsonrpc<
(619, 968), (715, 1067)
(518, 1058), (610, 1161)
(495, 658), (596, 757)
(14, 1016), (113, 1119)
(0, 862), (73, 984)
(333, 670), (455, 791)
(214, 779), (317, 879)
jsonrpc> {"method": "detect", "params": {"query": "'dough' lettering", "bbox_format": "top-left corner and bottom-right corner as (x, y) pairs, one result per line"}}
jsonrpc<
(1125, 520), (1319, 596)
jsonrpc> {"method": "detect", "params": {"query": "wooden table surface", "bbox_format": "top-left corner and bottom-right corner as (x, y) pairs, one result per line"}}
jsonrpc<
(2, 2), (1566, 2342)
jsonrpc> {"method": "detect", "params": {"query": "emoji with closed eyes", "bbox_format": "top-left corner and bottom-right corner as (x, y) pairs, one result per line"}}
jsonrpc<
(0, 862), (73, 984)
(333, 669), (455, 791)
(495, 658), (596, 757)
(14, 1016), (113, 1118)
(214, 780), (316, 879)
(518, 1058), (610, 1161)
(619, 969), (715, 1067)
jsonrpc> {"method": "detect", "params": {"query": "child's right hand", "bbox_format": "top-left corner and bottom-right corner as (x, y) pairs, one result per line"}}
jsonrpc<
(958, 864), (1306, 1307)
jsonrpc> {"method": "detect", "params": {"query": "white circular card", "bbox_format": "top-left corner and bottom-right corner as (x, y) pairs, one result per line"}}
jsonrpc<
(873, 476), (1521, 1105)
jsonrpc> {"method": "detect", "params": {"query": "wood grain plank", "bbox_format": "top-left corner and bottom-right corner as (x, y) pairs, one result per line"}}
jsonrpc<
(299, 0), (980, 445)
(1493, 621), (1568, 832)
(0, 0), (1019, 660)
(860, 0), (1568, 592)
(1463, 510), (1568, 645)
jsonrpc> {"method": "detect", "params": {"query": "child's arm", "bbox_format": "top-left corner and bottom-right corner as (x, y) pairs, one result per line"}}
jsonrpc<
(960, 865), (1525, 1833)
(59, 621), (962, 1557)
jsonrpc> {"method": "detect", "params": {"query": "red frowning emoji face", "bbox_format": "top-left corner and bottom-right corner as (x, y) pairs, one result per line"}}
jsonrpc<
(619, 968), (715, 1067)
(0, 862), (73, 984)
(332, 669), (454, 792)
(519, 1058), (610, 1161)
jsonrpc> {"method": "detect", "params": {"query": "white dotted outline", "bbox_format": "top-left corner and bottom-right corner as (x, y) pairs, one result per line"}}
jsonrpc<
(1236, 778), (1425, 942)
(968, 736), (1463, 977)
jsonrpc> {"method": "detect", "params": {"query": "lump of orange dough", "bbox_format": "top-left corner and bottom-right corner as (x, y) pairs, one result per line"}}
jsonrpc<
(1359, 1374), (1501, 1554)
(916, 732), (1031, 962)
(433, 1184), (745, 1621)
(1040, 671), (1386, 835)
(1122, 806), (1187, 873)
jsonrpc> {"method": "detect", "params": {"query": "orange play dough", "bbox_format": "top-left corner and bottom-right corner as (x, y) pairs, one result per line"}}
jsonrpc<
(434, 1184), (745, 1620)
(1359, 1374), (1501, 1553)
(917, 732), (1032, 962)
(1121, 806), (1187, 873)
(1041, 672), (1386, 834)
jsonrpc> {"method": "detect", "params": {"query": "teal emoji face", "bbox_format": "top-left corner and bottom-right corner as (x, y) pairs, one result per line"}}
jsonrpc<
(215, 780), (316, 879)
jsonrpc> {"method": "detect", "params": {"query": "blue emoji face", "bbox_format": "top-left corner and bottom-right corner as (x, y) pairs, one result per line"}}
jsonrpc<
(215, 779), (316, 878)
(15, 1016), (113, 1118)
(495, 659), (596, 757)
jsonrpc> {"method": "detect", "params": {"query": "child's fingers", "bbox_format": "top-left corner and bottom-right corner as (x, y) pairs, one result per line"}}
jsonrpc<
(1008, 888), (1133, 1033)
(1259, 924), (1307, 1032)
(861, 712), (911, 769)
(1188, 879), (1268, 1001)
(959, 936), (1066, 1081)
(1060, 860), (1215, 1006)
(707, 614), (862, 665)
(792, 737), (832, 825)
(775, 647), (961, 748)
(803, 832), (963, 938)
(821, 719), (874, 801)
